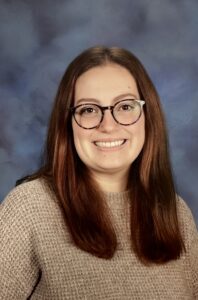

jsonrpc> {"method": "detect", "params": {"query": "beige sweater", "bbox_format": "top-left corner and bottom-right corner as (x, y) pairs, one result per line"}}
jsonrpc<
(0, 178), (198, 299)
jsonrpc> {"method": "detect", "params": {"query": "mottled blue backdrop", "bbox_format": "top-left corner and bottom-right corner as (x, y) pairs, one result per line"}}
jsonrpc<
(0, 0), (197, 223)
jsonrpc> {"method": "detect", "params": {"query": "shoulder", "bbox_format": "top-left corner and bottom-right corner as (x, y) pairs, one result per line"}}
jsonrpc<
(176, 196), (198, 247)
(176, 197), (198, 297)
(176, 196), (197, 228)
(0, 178), (58, 222)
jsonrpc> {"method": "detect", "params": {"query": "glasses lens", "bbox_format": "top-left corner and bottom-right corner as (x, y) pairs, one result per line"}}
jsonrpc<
(113, 100), (142, 125)
(74, 104), (102, 128)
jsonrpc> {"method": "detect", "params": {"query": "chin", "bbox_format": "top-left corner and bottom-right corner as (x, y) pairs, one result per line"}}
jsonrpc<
(95, 164), (130, 173)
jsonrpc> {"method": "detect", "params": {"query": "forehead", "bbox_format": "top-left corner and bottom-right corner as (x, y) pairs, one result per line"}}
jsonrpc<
(74, 63), (139, 102)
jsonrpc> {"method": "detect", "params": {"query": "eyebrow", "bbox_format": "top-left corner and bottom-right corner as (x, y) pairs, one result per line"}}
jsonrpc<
(75, 93), (139, 105)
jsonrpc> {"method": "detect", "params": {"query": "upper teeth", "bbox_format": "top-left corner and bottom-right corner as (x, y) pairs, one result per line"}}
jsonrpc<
(95, 140), (125, 148)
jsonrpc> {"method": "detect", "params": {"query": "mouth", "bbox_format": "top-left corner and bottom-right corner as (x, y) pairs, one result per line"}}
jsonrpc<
(93, 139), (127, 149)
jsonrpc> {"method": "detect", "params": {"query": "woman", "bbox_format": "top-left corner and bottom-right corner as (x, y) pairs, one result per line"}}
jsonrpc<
(1, 46), (197, 299)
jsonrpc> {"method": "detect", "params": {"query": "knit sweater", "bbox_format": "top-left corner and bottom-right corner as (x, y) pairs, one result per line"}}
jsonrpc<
(0, 179), (198, 300)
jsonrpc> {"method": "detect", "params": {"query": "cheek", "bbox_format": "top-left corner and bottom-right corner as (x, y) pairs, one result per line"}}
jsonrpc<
(72, 120), (80, 141)
(72, 122), (83, 151)
(72, 121), (92, 154)
(139, 117), (145, 142)
(138, 116), (145, 146)
(129, 113), (145, 141)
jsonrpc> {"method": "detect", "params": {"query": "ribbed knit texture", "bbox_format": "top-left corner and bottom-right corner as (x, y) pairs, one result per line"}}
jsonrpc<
(0, 178), (198, 299)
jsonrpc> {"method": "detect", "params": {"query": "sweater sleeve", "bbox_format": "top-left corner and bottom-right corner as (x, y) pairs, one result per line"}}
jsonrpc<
(178, 197), (198, 298)
(0, 185), (40, 299)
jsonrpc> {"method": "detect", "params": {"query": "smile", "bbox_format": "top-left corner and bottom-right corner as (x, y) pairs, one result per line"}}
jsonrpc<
(94, 139), (126, 148)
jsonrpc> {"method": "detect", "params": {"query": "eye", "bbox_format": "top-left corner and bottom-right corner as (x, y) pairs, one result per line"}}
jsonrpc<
(120, 104), (132, 111)
(118, 102), (135, 111)
(77, 105), (98, 116)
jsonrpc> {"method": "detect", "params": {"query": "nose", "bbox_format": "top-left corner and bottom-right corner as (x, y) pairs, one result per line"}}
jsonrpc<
(99, 109), (118, 132)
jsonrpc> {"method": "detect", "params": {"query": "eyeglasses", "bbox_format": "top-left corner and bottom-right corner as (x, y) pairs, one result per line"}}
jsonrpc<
(69, 99), (145, 129)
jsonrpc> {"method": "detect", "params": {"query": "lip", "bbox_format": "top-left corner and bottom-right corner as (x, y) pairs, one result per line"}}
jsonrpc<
(93, 138), (127, 143)
(93, 139), (127, 151)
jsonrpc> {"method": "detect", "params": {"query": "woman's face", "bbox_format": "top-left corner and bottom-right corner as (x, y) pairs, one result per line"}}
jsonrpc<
(72, 63), (145, 178)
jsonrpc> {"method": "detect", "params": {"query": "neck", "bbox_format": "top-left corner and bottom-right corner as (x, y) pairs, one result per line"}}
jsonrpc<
(91, 169), (129, 193)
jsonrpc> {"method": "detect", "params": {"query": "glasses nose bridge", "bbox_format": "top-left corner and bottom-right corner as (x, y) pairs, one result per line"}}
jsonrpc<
(101, 105), (114, 115)
(99, 105), (117, 127)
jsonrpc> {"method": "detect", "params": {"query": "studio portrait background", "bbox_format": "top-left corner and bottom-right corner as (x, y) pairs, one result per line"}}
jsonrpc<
(0, 0), (198, 223)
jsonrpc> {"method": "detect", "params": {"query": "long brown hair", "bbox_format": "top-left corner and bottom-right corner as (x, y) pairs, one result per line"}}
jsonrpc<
(28, 46), (185, 264)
